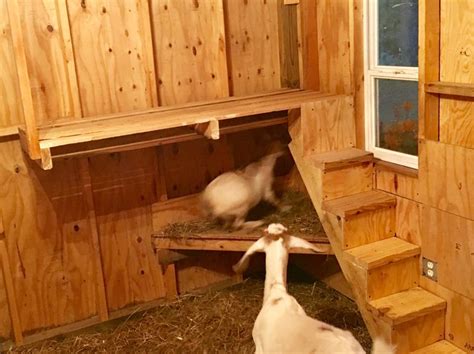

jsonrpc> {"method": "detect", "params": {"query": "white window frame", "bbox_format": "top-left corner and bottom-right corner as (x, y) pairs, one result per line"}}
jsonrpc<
(364, 0), (419, 169)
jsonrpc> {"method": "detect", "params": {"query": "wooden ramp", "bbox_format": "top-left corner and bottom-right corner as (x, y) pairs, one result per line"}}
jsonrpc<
(288, 136), (465, 352)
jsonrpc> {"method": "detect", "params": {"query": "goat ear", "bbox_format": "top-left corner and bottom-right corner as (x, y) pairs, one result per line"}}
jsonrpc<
(287, 235), (327, 253)
(232, 237), (266, 274)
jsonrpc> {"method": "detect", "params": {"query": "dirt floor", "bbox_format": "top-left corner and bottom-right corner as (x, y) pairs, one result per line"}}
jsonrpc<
(11, 273), (371, 353)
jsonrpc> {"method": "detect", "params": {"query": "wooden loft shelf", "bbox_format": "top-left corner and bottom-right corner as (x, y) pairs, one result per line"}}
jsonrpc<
(23, 89), (332, 170)
(425, 81), (474, 98)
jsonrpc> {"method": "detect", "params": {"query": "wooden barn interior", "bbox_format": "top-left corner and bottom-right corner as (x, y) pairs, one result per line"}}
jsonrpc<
(0, 0), (473, 352)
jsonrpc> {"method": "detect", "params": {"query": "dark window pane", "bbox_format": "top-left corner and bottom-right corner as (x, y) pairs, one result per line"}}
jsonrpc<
(376, 79), (418, 155)
(378, 0), (418, 66)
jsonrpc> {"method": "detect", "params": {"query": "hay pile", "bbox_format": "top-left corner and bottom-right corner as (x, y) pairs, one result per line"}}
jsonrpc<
(13, 276), (370, 353)
(160, 191), (324, 238)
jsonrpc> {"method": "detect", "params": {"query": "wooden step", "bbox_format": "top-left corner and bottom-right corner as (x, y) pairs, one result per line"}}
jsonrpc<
(411, 340), (467, 354)
(368, 287), (446, 326)
(344, 237), (420, 270)
(311, 148), (373, 171)
(322, 190), (396, 218)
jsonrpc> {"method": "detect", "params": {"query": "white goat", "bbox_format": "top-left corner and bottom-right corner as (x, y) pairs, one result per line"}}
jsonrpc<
(233, 223), (394, 354)
(201, 152), (283, 229)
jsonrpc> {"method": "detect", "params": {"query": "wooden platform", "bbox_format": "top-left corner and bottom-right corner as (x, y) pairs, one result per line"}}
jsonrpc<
(23, 89), (335, 169)
(152, 229), (332, 254)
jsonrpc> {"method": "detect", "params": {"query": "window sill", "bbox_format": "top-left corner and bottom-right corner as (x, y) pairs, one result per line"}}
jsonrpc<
(373, 158), (419, 178)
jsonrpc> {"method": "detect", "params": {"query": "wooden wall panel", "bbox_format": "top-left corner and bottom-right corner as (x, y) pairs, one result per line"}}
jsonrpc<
(225, 0), (281, 95)
(395, 198), (421, 247)
(0, 0), (23, 130)
(0, 141), (99, 332)
(302, 95), (355, 154)
(162, 137), (234, 198)
(67, 0), (158, 116)
(421, 206), (474, 300)
(150, 0), (229, 105)
(376, 169), (420, 200)
(419, 140), (474, 220)
(0, 261), (11, 341)
(277, 1), (299, 88)
(317, 0), (352, 94)
(422, 278), (474, 352)
(439, 0), (474, 148)
(19, 0), (81, 124)
(90, 150), (165, 311)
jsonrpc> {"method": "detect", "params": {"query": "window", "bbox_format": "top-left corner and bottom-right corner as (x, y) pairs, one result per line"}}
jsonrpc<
(364, 0), (419, 168)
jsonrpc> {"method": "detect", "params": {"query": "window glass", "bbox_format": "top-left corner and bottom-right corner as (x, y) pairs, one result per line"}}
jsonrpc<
(376, 79), (418, 155)
(378, 0), (418, 67)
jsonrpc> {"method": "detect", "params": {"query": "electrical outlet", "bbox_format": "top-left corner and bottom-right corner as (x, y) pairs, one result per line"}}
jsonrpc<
(422, 257), (438, 281)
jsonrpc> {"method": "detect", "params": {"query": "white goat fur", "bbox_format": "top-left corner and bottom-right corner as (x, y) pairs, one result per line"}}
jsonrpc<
(201, 152), (283, 229)
(233, 223), (394, 354)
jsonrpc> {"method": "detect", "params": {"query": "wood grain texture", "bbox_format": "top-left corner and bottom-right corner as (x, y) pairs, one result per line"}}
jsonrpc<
(5, 0), (41, 159)
(367, 256), (419, 301)
(395, 197), (422, 247)
(176, 252), (240, 294)
(352, 0), (364, 148)
(421, 206), (474, 300)
(90, 150), (165, 311)
(0, 0), (23, 129)
(0, 239), (22, 344)
(375, 169), (420, 200)
(369, 287), (446, 326)
(411, 340), (466, 354)
(419, 140), (474, 220)
(439, 0), (474, 148)
(422, 277), (474, 352)
(317, 0), (352, 94)
(225, 0), (281, 95)
(391, 310), (445, 353)
(150, 0), (229, 105)
(277, 0), (300, 88)
(418, 0), (440, 140)
(297, 0), (319, 90)
(67, 0), (158, 116)
(321, 163), (373, 201)
(161, 137), (234, 198)
(343, 207), (395, 249)
(323, 190), (396, 218)
(0, 140), (99, 333)
(19, 0), (81, 124)
(0, 213), (12, 341)
(302, 95), (355, 154)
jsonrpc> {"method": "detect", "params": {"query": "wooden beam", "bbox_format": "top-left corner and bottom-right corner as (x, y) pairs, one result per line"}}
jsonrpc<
(78, 160), (109, 322)
(425, 81), (474, 98)
(419, 0), (440, 141)
(194, 119), (220, 140)
(5, 0), (41, 160)
(297, 0), (319, 90)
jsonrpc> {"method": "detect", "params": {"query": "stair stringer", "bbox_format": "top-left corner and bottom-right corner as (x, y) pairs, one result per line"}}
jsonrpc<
(289, 141), (391, 341)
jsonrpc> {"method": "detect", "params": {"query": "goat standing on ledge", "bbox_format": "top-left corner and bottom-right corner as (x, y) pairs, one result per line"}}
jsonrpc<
(233, 223), (394, 354)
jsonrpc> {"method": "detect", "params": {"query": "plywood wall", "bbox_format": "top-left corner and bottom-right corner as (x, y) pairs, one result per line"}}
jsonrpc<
(67, 0), (158, 116)
(225, 0), (281, 95)
(19, 0), (81, 123)
(0, 0), (23, 130)
(439, 0), (474, 149)
(150, 0), (229, 105)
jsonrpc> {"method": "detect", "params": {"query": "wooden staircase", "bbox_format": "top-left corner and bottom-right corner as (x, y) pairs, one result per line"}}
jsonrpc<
(289, 143), (466, 353)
